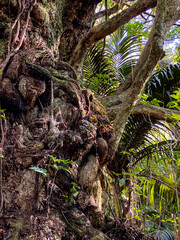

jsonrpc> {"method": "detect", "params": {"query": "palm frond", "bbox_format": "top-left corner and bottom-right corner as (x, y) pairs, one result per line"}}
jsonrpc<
(145, 63), (180, 105)
(108, 115), (176, 174)
(151, 229), (175, 240)
(83, 30), (141, 95)
(132, 140), (177, 166)
(119, 114), (157, 152)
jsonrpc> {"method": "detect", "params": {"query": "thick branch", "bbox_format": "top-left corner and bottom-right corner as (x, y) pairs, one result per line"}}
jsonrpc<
(69, 0), (157, 69)
(106, 101), (180, 122)
(132, 103), (180, 122)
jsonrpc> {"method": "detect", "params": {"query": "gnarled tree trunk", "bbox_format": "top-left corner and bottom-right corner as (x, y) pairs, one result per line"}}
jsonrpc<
(0, 1), (115, 239)
(0, 0), (179, 239)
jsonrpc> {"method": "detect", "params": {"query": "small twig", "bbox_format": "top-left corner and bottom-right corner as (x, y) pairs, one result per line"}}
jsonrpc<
(142, 11), (155, 19)
(98, 0), (108, 77)
(50, 79), (54, 120)
(0, 103), (5, 214)
(94, 2), (120, 20)
(0, 52), (16, 80)
(11, 19), (21, 49)
(60, 210), (79, 232)
(0, 158), (3, 215)
(140, 13), (148, 21)
(108, 200), (116, 219)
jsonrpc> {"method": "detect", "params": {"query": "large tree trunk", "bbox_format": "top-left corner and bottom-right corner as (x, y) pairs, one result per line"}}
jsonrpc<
(0, 0), (179, 239)
(0, 1), (115, 239)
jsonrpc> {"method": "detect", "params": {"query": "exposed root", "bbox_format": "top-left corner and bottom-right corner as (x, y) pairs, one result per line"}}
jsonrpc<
(0, 0), (37, 80)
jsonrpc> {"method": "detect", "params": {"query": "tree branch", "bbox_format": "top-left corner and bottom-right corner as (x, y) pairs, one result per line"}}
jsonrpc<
(106, 101), (180, 122)
(69, 0), (157, 70)
(132, 103), (180, 122)
(109, 0), (180, 152)
(94, 3), (119, 20)
(175, 8), (180, 21)
(95, 0), (138, 21)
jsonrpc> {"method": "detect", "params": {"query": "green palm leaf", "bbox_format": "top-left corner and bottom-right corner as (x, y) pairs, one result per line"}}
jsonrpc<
(83, 28), (141, 95)
(151, 229), (175, 240)
(145, 63), (180, 105)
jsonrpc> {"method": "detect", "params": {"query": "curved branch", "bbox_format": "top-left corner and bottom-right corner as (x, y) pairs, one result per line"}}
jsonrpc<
(132, 103), (180, 122)
(69, 0), (157, 69)
(107, 101), (180, 123)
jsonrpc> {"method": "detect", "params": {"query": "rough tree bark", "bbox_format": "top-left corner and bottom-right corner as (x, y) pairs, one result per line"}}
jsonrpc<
(0, 0), (179, 239)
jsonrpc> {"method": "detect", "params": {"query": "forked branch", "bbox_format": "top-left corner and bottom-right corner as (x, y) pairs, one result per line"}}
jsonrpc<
(109, 0), (180, 152)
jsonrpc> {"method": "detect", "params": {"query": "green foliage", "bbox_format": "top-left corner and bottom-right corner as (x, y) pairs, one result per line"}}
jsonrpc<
(140, 92), (163, 107)
(30, 155), (75, 177)
(84, 73), (118, 94)
(70, 182), (80, 198)
(173, 45), (180, 62)
(0, 109), (6, 122)
(106, 62), (180, 236)
(119, 178), (125, 187)
(145, 63), (180, 105)
(169, 113), (180, 121)
(118, 63), (180, 159)
(62, 182), (80, 203)
(83, 41), (117, 95)
(166, 25), (180, 42)
(167, 88), (180, 111)
(30, 155), (79, 203)
(83, 29), (140, 95)
(48, 154), (75, 173)
(83, 10), (180, 234)
(125, 20), (149, 39)
(29, 166), (49, 177)
(130, 145), (180, 236)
